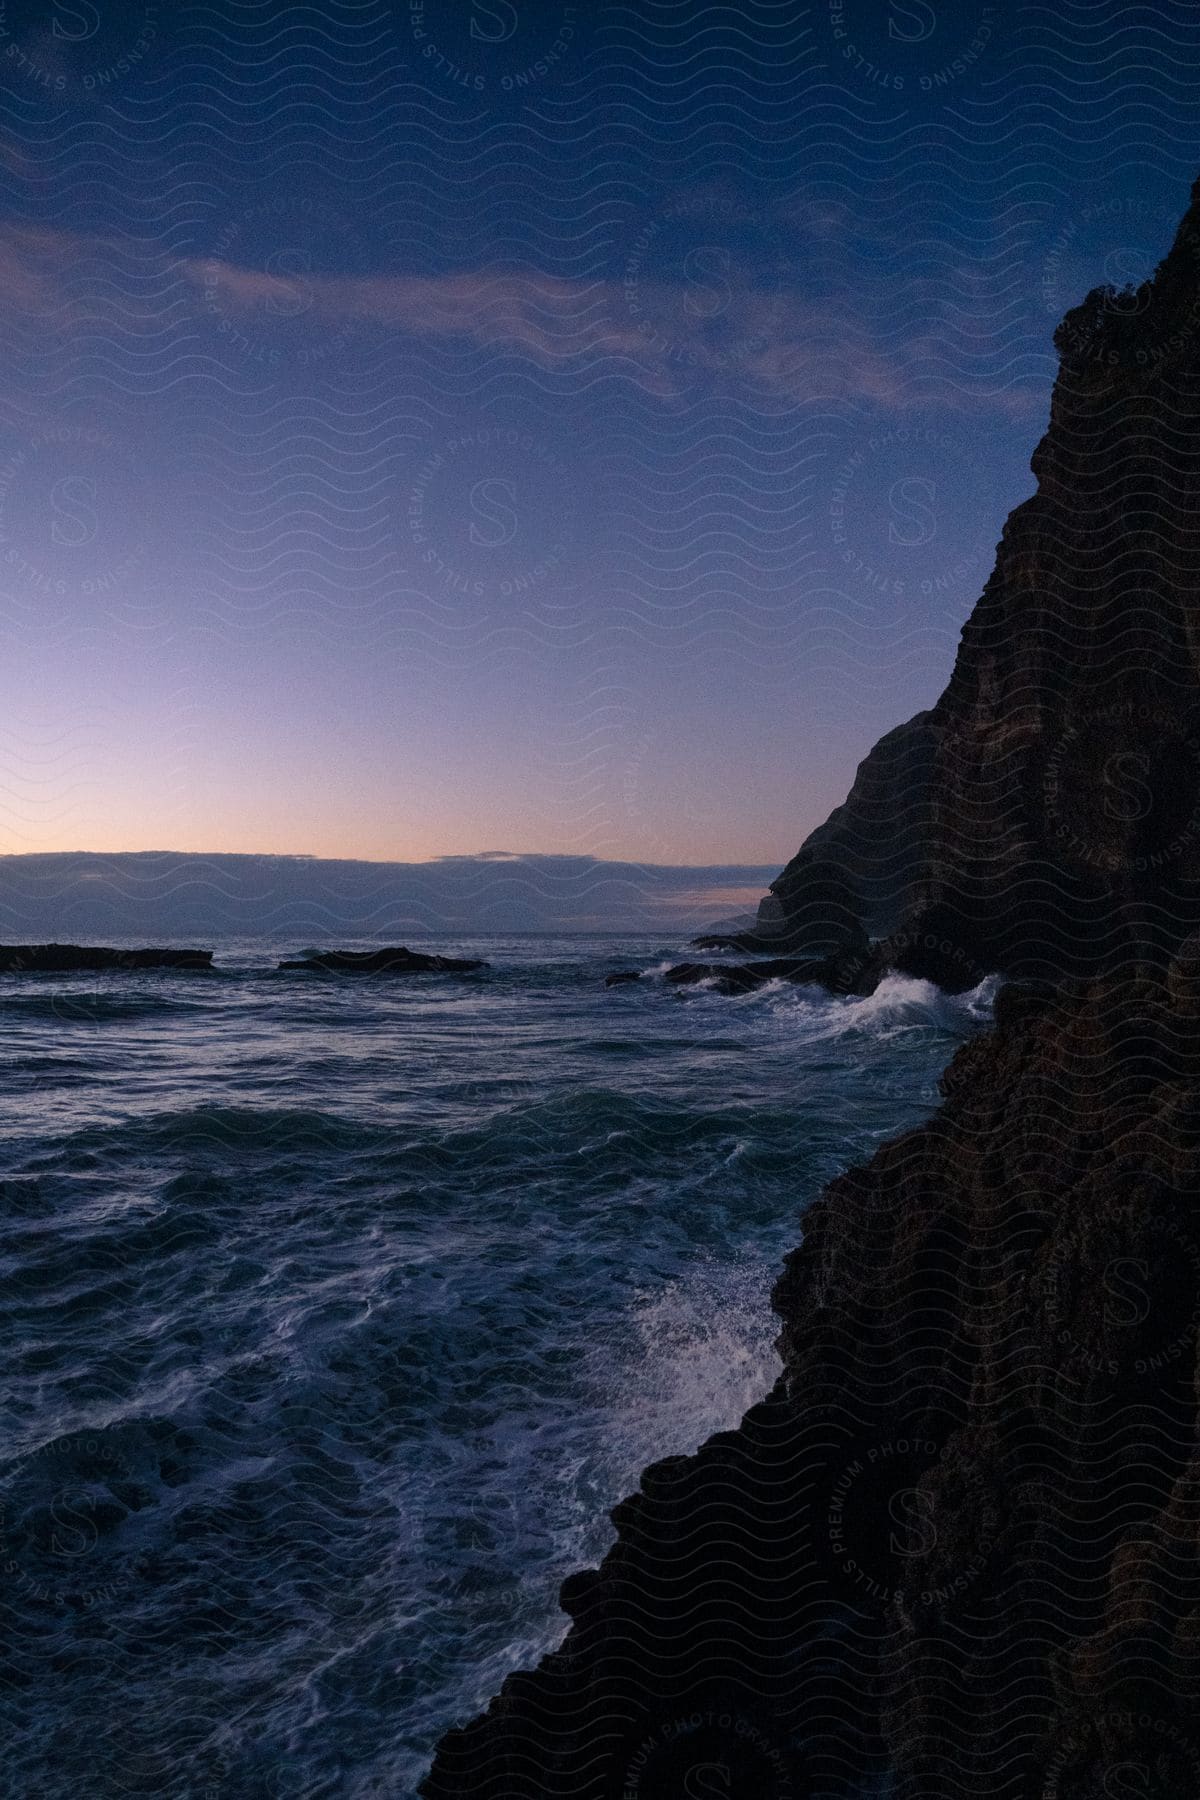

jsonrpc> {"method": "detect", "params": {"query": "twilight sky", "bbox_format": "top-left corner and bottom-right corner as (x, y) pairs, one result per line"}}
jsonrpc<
(2, 0), (1199, 877)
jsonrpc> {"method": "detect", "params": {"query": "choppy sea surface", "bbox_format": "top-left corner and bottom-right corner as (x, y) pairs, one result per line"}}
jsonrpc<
(0, 934), (993, 1797)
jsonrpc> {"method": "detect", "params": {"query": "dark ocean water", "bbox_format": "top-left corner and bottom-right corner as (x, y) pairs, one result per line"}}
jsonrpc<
(0, 934), (993, 1797)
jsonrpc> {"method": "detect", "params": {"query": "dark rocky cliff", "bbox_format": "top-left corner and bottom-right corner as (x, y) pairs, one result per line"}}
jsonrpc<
(423, 969), (1200, 1797)
(716, 177), (1200, 978)
(422, 183), (1200, 1797)
(708, 709), (939, 953)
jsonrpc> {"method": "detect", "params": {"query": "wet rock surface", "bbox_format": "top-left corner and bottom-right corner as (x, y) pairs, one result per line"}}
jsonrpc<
(662, 951), (882, 997)
(276, 947), (485, 974)
(0, 944), (213, 972)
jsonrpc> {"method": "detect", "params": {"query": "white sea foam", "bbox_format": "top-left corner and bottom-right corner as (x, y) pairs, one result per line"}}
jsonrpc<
(603, 1253), (782, 1472)
(0, 930), (986, 1796)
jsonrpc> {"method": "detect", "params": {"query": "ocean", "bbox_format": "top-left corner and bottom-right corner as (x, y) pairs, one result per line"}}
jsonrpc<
(0, 934), (993, 1796)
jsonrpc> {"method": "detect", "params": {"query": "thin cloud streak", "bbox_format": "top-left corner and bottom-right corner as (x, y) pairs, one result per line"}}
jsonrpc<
(188, 254), (907, 402)
(0, 221), (1030, 413)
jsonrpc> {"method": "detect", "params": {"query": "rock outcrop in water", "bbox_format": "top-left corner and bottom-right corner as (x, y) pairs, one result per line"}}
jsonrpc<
(0, 943), (213, 972)
(277, 947), (485, 975)
(657, 933), (990, 999)
(662, 951), (879, 996)
(423, 180), (1200, 1797)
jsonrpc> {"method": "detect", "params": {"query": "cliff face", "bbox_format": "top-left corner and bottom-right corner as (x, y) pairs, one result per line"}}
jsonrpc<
(422, 185), (1200, 1797)
(728, 178), (1200, 979)
(727, 710), (938, 952)
(424, 968), (1200, 1798)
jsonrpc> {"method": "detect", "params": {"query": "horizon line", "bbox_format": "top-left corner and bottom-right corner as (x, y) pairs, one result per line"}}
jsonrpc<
(0, 847), (784, 873)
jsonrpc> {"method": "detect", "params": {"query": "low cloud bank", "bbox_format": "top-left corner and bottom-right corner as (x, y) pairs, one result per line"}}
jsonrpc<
(0, 851), (773, 940)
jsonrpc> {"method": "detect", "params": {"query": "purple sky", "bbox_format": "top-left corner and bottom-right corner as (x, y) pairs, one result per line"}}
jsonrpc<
(1, 1), (1198, 871)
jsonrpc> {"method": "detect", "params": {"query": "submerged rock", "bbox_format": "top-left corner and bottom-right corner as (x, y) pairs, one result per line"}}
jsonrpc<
(0, 943), (213, 972)
(603, 969), (643, 986)
(276, 947), (485, 975)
